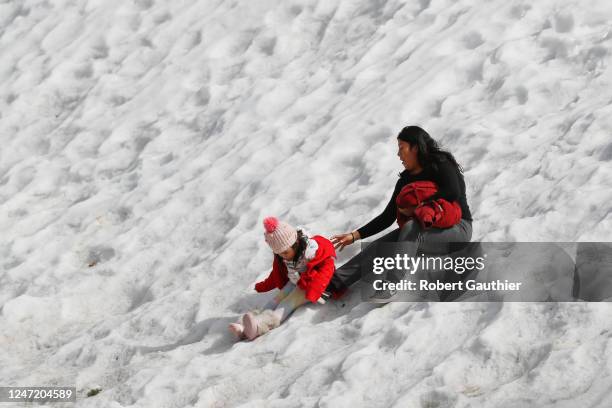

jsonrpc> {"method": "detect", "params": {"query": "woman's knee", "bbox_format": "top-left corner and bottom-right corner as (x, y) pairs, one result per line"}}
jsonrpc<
(461, 220), (473, 242)
(417, 222), (473, 254)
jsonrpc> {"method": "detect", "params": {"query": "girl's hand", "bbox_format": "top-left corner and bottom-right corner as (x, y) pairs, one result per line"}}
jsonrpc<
(330, 231), (360, 251)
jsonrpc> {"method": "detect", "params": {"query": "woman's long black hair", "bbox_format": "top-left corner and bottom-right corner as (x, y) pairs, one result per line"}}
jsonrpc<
(397, 126), (463, 173)
(274, 230), (308, 266)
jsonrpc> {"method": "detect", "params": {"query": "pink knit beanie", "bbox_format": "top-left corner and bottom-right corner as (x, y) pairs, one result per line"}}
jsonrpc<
(263, 216), (297, 254)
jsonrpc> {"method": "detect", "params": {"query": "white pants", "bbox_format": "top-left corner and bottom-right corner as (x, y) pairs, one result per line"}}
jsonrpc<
(261, 282), (310, 324)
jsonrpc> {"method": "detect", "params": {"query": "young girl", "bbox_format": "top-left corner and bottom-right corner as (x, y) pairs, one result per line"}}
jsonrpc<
(229, 217), (336, 341)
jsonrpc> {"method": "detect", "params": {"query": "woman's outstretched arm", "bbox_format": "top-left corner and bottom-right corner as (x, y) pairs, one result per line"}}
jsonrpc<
(356, 182), (400, 239)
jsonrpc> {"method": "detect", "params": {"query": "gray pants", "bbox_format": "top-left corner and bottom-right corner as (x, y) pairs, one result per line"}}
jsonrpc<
(326, 219), (473, 292)
(398, 219), (473, 254)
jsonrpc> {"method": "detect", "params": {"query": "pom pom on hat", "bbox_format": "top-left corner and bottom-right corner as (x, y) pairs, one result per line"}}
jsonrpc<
(263, 217), (279, 233)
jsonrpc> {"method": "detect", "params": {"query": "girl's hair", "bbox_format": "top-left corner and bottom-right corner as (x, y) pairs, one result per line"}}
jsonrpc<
(397, 126), (463, 173)
(274, 230), (308, 266)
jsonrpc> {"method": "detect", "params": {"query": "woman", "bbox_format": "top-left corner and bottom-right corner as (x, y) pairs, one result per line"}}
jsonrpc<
(326, 125), (473, 300)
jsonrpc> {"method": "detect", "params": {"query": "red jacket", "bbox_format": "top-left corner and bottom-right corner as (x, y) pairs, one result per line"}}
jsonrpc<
(254, 235), (336, 303)
(396, 181), (462, 229)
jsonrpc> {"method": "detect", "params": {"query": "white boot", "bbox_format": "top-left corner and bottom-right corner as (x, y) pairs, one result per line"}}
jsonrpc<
(228, 323), (245, 339)
(243, 310), (280, 340)
(228, 314), (247, 340)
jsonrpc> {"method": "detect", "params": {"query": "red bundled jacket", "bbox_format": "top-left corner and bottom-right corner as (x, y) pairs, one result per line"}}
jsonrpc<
(254, 235), (336, 303)
(396, 181), (462, 229)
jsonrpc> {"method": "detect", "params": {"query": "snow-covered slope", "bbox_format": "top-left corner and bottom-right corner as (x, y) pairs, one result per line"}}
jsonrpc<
(1, 0), (612, 406)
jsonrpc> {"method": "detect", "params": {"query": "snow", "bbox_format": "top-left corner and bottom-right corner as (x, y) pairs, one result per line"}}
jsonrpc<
(1, 0), (612, 407)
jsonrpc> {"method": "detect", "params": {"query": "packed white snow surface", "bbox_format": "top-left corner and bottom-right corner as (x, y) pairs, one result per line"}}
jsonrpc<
(1, 0), (612, 406)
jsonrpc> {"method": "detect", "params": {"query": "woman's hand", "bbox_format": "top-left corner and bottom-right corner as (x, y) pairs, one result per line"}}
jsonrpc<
(330, 231), (360, 252)
(397, 206), (416, 216)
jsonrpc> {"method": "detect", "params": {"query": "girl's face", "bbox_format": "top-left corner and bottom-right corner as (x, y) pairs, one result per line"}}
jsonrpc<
(278, 246), (296, 261)
(397, 140), (421, 173)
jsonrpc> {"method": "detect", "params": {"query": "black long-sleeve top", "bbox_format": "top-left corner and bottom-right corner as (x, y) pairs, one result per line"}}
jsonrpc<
(357, 159), (472, 239)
